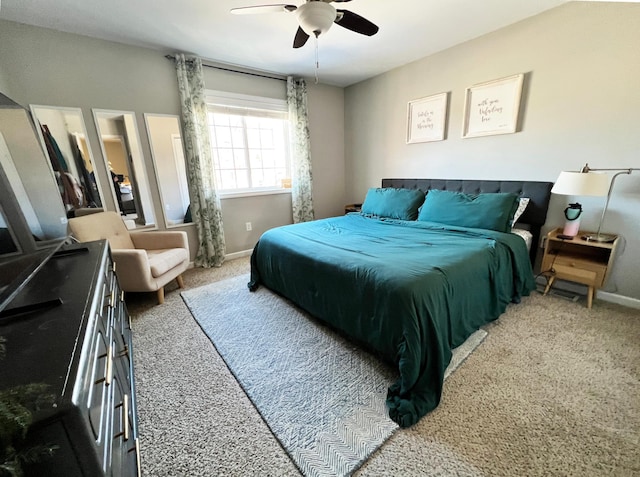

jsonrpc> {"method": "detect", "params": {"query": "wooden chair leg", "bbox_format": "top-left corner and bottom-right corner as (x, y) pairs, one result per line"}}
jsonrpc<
(543, 276), (556, 295)
(157, 287), (165, 305)
(176, 275), (185, 289)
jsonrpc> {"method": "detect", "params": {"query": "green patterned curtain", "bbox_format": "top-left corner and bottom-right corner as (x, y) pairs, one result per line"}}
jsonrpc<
(174, 54), (226, 267)
(287, 76), (315, 223)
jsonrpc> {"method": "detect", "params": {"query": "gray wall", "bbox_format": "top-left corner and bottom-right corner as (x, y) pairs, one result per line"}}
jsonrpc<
(0, 19), (346, 257)
(2, 2), (638, 301)
(344, 2), (640, 301)
(0, 68), (8, 95)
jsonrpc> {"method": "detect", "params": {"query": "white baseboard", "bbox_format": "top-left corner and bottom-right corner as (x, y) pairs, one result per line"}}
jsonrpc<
(185, 251), (250, 269)
(536, 276), (640, 310)
(225, 249), (253, 261)
(596, 290), (640, 310)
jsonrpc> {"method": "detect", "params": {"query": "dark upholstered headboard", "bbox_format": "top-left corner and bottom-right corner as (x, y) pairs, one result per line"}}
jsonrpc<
(381, 178), (554, 263)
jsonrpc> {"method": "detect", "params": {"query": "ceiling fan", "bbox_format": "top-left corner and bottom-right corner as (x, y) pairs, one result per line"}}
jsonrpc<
(230, 0), (379, 48)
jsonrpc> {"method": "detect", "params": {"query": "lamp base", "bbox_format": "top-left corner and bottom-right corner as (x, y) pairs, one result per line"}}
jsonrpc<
(581, 233), (617, 243)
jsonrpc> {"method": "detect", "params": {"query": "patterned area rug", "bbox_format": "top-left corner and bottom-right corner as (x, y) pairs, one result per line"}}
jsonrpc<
(181, 275), (487, 477)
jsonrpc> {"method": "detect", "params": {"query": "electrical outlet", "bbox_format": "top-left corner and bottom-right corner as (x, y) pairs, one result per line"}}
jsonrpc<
(245, 222), (252, 231)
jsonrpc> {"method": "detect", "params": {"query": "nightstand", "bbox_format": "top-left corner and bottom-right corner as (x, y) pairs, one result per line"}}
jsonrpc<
(344, 203), (362, 214)
(541, 228), (619, 308)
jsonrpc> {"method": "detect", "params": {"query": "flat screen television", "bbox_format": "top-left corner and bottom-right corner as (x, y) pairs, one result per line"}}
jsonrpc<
(0, 92), (69, 316)
(0, 242), (64, 316)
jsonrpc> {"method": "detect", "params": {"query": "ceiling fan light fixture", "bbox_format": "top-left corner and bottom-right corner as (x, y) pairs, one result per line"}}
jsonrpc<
(296, 2), (336, 37)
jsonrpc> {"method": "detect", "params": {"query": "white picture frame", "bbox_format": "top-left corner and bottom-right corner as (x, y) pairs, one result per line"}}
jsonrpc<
(462, 73), (524, 138)
(406, 92), (448, 144)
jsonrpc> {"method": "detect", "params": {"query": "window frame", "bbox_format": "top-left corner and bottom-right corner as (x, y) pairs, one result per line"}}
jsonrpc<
(205, 90), (292, 198)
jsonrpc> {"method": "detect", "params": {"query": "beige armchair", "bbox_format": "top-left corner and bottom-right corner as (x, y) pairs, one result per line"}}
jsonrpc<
(68, 211), (189, 304)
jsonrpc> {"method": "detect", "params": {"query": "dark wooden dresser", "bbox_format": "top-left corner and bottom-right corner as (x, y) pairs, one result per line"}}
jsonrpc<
(0, 240), (140, 476)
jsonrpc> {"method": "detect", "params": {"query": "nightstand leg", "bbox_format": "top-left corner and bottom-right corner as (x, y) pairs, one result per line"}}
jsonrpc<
(587, 286), (594, 309)
(543, 276), (556, 295)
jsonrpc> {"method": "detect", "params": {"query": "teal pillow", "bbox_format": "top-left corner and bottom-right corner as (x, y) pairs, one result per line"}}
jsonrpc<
(417, 190), (519, 233)
(360, 187), (426, 220)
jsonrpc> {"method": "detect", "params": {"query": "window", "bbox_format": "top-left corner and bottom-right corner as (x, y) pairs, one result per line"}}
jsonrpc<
(206, 91), (291, 195)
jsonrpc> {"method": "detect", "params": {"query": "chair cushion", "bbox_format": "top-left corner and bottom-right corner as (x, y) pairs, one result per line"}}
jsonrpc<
(68, 211), (135, 249)
(147, 248), (189, 278)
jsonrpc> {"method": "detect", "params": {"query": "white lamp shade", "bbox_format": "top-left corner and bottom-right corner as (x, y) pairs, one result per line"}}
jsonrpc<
(296, 2), (336, 36)
(551, 171), (610, 197)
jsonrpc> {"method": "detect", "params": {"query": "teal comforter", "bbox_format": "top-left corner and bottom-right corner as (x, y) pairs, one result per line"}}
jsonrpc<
(248, 214), (535, 427)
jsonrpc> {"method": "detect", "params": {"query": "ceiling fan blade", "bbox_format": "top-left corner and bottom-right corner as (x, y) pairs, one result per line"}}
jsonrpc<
(335, 9), (379, 36)
(231, 4), (296, 15)
(293, 26), (310, 48)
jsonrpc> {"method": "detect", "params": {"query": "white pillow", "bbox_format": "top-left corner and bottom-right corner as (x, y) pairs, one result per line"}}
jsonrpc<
(512, 197), (530, 225)
(511, 227), (533, 251)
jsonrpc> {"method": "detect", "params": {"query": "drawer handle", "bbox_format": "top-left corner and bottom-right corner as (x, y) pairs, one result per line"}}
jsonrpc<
(115, 394), (130, 441)
(120, 290), (125, 302)
(129, 437), (141, 476)
(110, 290), (116, 308)
(95, 344), (113, 386)
(112, 261), (117, 273)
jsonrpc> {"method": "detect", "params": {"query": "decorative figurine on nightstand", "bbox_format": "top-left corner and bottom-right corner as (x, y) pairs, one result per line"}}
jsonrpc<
(559, 202), (582, 239)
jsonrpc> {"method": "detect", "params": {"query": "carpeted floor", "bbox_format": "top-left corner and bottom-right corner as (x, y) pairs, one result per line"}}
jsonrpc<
(127, 257), (640, 476)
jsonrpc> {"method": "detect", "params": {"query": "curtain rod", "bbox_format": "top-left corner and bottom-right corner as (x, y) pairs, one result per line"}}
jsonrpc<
(165, 55), (287, 82)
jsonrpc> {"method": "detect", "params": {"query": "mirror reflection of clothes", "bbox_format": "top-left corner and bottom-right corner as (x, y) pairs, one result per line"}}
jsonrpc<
(55, 171), (87, 214)
(40, 124), (69, 171)
(74, 144), (100, 207)
(111, 170), (125, 213)
(40, 123), (95, 215)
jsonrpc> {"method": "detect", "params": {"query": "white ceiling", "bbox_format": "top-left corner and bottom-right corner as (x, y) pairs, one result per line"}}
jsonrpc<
(0, 0), (607, 87)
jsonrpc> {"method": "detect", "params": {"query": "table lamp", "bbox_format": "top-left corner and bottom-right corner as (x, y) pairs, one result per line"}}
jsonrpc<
(551, 163), (638, 243)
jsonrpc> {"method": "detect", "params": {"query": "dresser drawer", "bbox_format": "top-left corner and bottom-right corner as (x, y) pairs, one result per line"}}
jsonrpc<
(87, 326), (111, 444)
(553, 256), (607, 287)
(112, 315), (132, 383)
(111, 358), (140, 477)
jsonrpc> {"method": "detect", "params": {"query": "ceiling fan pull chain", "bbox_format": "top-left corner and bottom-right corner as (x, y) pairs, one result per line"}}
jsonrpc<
(314, 35), (319, 84)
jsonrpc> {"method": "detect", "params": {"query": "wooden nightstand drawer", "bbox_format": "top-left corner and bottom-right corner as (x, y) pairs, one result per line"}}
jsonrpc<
(554, 255), (608, 271)
(553, 255), (607, 285)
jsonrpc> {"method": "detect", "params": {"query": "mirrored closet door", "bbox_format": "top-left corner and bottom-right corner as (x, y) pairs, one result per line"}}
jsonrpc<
(93, 109), (155, 227)
(0, 97), (67, 247)
(144, 114), (191, 228)
(30, 105), (105, 216)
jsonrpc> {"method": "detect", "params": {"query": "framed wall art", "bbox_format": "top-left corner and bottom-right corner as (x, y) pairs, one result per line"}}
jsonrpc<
(462, 73), (524, 138)
(406, 92), (448, 144)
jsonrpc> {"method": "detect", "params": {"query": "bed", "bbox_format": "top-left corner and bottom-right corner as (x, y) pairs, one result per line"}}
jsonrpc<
(248, 178), (553, 427)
